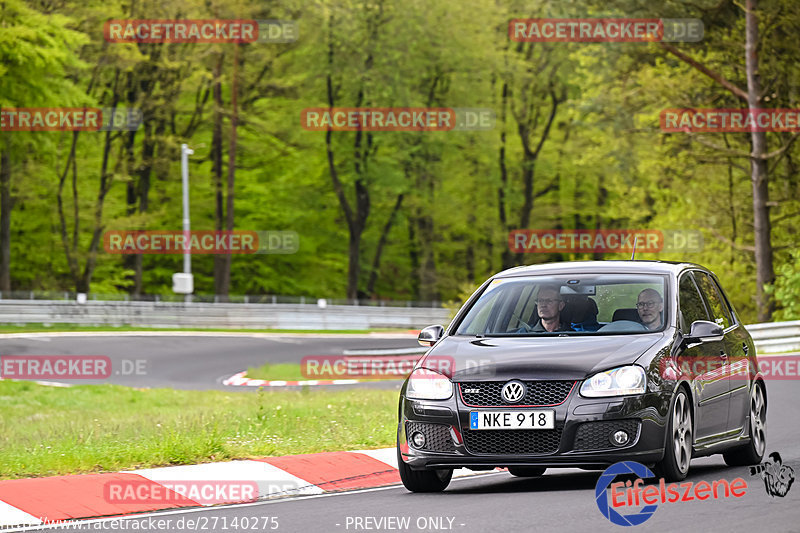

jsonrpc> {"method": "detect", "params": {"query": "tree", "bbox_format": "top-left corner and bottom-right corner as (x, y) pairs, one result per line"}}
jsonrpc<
(0, 0), (88, 292)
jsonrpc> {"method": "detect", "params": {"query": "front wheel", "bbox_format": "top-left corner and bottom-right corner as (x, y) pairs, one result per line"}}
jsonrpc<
(654, 388), (693, 481)
(397, 446), (453, 492)
(724, 382), (766, 466)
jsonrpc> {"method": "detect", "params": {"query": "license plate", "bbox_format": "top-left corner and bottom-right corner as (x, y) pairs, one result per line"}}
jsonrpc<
(470, 410), (555, 430)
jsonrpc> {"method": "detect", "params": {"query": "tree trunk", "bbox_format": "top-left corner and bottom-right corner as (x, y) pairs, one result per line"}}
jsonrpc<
(512, 88), (560, 264)
(133, 120), (156, 295)
(745, 0), (774, 321)
(593, 184), (607, 261)
(123, 125), (139, 294)
(211, 53), (226, 296)
(79, 75), (120, 293)
(498, 81), (513, 269)
(324, 13), (369, 300)
(0, 149), (11, 292)
(219, 42), (239, 299)
(366, 193), (403, 296)
(407, 208), (420, 299)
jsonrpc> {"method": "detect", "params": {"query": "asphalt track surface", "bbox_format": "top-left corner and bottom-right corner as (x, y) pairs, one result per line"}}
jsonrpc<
(16, 377), (800, 533)
(4, 335), (799, 532)
(0, 333), (418, 389)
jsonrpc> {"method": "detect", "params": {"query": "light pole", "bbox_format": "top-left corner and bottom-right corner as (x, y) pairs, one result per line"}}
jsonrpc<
(173, 144), (194, 300)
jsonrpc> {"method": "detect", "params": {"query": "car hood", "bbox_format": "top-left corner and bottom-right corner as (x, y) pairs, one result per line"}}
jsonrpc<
(417, 333), (665, 381)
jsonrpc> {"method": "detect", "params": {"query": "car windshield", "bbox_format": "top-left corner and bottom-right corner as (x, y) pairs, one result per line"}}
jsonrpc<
(455, 273), (669, 336)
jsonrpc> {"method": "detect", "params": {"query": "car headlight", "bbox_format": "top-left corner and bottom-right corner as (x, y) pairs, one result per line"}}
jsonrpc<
(406, 368), (453, 400)
(580, 365), (646, 397)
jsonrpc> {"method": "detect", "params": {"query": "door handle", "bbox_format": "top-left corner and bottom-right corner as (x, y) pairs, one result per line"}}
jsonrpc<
(720, 350), (728, 360)
(742, 342), (749, 355)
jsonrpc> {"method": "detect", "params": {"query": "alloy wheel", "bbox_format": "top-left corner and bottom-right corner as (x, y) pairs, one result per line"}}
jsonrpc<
(673, 392), (693, 474)
(750, 385), (766, 457)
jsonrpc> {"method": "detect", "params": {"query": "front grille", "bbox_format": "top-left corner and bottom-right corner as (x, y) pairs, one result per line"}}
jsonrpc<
(406, 422), (456, 452)
(573, 420), (641, 451)
(463, 425), (563, 455)
(459, 381), (575, 407)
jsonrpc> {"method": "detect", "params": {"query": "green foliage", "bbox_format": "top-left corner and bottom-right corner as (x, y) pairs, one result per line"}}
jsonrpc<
(0, 0), (798, 325)
(766, 250), (800, 321)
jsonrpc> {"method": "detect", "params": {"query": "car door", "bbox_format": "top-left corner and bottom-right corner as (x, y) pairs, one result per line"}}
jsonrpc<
(694, 271), (750, 435)
(677, 271), (729, 441)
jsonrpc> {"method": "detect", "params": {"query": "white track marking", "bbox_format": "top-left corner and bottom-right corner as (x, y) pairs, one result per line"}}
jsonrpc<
(129, 460), (323, 502)
(0, 502), (41, 528)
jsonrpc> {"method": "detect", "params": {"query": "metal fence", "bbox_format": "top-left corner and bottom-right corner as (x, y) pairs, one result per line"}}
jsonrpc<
(0, 291), (442, 308)
(0, 298), (452, 330)
(744, 320), (800, 354)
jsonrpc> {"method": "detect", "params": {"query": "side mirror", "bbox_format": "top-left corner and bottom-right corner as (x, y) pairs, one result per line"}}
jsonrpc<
(418, 325), (444, 347)
(684, 320), (724, 345)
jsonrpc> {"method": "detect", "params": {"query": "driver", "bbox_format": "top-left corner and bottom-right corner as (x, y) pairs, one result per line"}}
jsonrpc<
(637, 288), (664, 330)
(532, 285), (573, 332)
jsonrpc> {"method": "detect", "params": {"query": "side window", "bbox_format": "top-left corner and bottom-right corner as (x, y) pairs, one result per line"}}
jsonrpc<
(694, 272), (733, 329)
(678, 273), (710, 334)
(460, 287), (503, 334)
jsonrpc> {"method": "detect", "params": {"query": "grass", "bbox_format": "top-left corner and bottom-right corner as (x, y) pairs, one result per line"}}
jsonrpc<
(244, 363), (311, 381)
(0, 380), (399, 480)
(0, 323), (413, 334)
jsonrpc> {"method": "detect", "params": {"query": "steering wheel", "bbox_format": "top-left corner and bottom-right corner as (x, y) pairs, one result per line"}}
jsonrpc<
(512, 312), (533, 332)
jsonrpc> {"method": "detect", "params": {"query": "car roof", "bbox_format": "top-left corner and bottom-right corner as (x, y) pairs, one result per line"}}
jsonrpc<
(493, 260), (705, 279)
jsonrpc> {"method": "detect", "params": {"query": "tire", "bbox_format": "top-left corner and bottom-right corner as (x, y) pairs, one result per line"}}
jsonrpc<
(724, 381), (767, 466)
(508, 467), (546, 477)
(396, 445), (453, 492)
(654, 388), (693, 481)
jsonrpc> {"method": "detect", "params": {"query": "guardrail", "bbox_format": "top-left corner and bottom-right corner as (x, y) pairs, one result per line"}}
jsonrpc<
(745, 320), (800, 354)
(0, 299), (453, 330)
(0, 297), (797, 350)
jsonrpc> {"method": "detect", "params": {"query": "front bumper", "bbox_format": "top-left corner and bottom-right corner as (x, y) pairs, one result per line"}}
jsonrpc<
(398, 384), (671, 470)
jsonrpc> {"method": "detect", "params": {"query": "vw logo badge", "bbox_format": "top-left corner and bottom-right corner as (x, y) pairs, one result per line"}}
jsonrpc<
(501, 380), (526, 403)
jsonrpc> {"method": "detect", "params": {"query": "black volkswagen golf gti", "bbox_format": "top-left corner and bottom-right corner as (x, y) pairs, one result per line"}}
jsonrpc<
(397, 261), (767, 491)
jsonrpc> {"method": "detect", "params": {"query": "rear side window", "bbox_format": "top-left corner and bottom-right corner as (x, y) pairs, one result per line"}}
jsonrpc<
(694, 272), (733, 329)
(678, 273), (710, 334)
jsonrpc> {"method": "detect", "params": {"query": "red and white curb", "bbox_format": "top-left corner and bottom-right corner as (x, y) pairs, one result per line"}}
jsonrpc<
(0, 448), (485, 527)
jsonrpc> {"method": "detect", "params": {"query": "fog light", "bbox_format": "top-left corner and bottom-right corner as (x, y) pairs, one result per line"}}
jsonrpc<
(411, 431), (426, 448)
(611, 430), (629, 447)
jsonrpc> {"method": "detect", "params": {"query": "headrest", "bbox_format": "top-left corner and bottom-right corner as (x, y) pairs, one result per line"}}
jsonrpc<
(612, 308), (641, 323)
(562, 295), (599, 324)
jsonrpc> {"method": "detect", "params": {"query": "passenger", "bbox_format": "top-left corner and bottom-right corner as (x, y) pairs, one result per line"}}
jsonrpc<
(637, 288), (664, 330)
(532, 285), (573, 332)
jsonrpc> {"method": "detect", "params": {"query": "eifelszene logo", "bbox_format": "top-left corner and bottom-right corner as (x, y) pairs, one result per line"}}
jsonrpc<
(750, 452), (795, 497)
(595, 462), (658, 526)
(595, 461), (748, 526)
